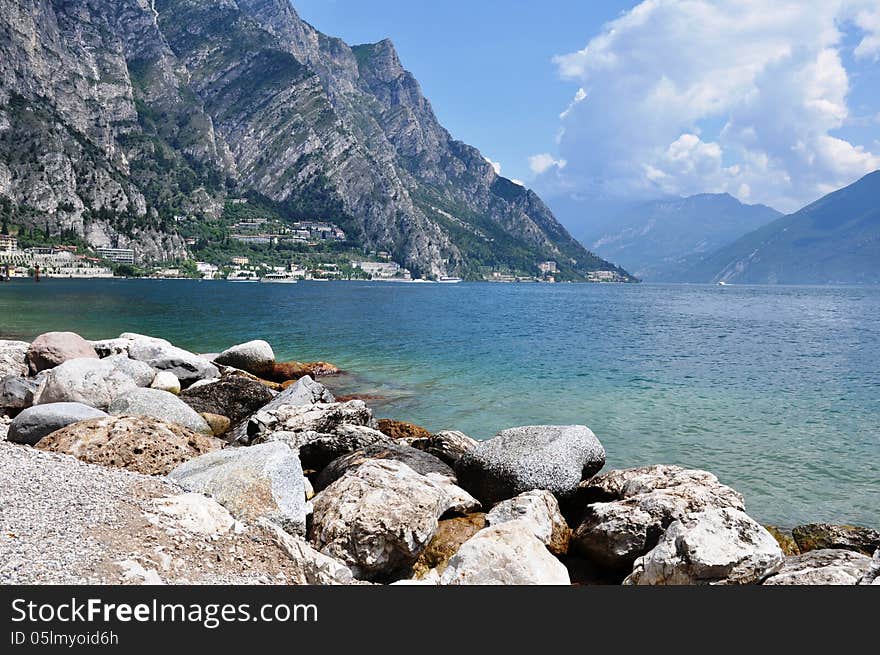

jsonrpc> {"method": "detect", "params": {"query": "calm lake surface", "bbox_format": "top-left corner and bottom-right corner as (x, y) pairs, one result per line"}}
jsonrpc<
(1, 278), (878, 528)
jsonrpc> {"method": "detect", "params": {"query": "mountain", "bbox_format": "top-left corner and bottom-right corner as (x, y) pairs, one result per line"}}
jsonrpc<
(679, 171), (880, 285)
(0, 0), (630, 280)
(580, 193), (781, 281)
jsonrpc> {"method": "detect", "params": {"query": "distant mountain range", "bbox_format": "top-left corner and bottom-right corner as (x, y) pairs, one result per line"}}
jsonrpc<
(678, 171), (880, 285)
(582, 194), (781, 280)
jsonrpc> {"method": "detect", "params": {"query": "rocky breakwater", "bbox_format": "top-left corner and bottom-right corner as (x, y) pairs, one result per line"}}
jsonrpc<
(1, 331), (878, 586)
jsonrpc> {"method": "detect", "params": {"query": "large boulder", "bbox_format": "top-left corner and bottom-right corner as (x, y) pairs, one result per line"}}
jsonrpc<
(35, 415), (222, 475)
(0, 375), (39, 417)
(440, 521), (571, 585)
(214, 340), (275, 377)
(250, 400), (371, 437)
(410, 514), (487, 580)
(0, 340), (29, 378)
(486, 490), (571, 556)
(762, 549), (874, 585)
(791, 523), (880, 556)
(7, 402), (108, 445)
(26, 332), (98, 373)
(409, 430), (478, 468)
(126, 336), (219, 386)
(260, 520), (359, 585)
(260, 375), (335, 413)
(625, 508), (784, 585)
(309, 459), (456, 581)
(276, 425), (394, 473)
(168, 442), (307, 535)
(104, 355), (156, 387)
(32, 358), (139, 410)
(108, 388), (213, 435)
(456, 425), (606, 506)
(180, 376), (274, 425)
(314, 442), (455, 491)
(571, 465), (745, 572)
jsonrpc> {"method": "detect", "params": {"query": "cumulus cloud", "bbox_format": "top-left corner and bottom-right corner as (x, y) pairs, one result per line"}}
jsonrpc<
(484, 156), (503, 175)
(539, 0), (880, 212)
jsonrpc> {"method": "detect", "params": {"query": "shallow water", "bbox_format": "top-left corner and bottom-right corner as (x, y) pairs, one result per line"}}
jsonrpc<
(1, 278), (878, 528)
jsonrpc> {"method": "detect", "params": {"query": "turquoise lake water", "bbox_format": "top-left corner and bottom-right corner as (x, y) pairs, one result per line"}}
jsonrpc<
(1, 278), (878, 528)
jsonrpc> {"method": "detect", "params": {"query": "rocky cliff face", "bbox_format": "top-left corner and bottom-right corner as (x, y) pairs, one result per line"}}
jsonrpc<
(0, 0), (629, 278)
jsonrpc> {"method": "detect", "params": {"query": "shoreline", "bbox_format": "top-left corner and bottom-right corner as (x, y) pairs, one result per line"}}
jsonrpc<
(1, 330), (877, 586)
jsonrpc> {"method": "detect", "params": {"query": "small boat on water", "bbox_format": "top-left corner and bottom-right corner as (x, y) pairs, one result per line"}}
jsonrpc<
(260, 272), (299, 284)
(718, 280), (729, 286)
(438, 276), (462, 284)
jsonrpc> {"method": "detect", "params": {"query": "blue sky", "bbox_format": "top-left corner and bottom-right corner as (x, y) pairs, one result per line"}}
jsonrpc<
(294, 1), (880, 219)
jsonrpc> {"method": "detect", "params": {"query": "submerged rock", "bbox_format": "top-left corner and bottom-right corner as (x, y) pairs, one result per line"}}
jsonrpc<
(35, 415), (222, 475)
(269, 361), (341, 382)
(571, 465), (745, 572)
(109, 387), (213, 435)
(214, 340), (275, 377)
(7, 402), (108, 445)
(309, 459), (453, 581)
(33, 358), (139, 410)
(626, 507), (784, 585)
(456, 425), (606, 506)
(487, 490), (571, 556)
(440, 521), (571, 585)
(791, 523), (880, 556)
(762, 549), (874, 585)
(169, 442), (307, 536)
(26, 332), (98, 374)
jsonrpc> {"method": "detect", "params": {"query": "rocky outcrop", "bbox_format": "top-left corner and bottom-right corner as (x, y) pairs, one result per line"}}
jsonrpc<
(7, 402), (108, 445)
(35, 415), (222, 475)
(168, 442), (307, 536)
(762, 549), (874, 585)
(571, 465), (745, 571)
(456, 425), (606, 506)
(486, 490), (571, 556)
(440, 521), (571, 585)
(860, 550), (880, 585)
(626, 508), (784, 585)
(791, 523), (880, 556)
(108, 388), (213, 435)
(26, 332), (98, 374)
(258, 375), (335, 415)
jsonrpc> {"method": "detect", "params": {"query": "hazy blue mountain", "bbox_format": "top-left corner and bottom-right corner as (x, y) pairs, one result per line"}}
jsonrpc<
(580, 193), (781, 281)
(680, 171), (880, 285)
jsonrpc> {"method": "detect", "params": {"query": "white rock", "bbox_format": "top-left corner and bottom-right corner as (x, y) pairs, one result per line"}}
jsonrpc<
(214, 340), (275, 376)
(487, 489), (571, 555)
(150, 371), (181, 395)
(0, 340), (29, 378)
(151, 493), (236, 536)
(763, 549), (874, 585)
(261, 520), (359, 585)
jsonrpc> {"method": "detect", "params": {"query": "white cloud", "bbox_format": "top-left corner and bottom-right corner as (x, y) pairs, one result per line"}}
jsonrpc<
(529, 153), (567, 174)
(484, 156), (502, 175)
(540, 0), (880, 212)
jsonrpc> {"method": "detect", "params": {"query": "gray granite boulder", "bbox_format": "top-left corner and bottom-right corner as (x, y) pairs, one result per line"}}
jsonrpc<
(571, 465), (745, 572)
(0, 375), (39, 417)
(440, 520), (571, 585)
(261, 375), (335, 413)
(486, 490), (571, 556)
(309, 459), (455, 580)
(127, 337), (219, 386)
(0, 340), (30, 378)
(214, 340), (275, 377)
(7, 402), (109, 445)
(26, 332), (98, 374)
(104, 354), (156, 387)
(625, 508), (784, 585)
(455, 425), (606, 506)
(108, 387), (212, 435)
(409, 430), (478, 468)
(33, 358), (139, 410)
(762, 549), (874, 585)
(168, 441), (307, 535)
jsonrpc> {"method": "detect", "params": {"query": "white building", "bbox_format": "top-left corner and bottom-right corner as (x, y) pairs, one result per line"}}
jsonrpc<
(96, 247), (135, 264)
(352, 261), (403, 278)
(0, 234), (17, 252)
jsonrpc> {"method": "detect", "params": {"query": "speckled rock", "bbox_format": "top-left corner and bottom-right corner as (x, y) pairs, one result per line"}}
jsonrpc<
(440, 520), (571, 585)
(409, 430), (478, 468)
(791, 523), (880, 556)
(104, 355), (157, 387)
(0, 340), (29, 378)
(150, 371), (181, 394)
(26, 332), (98, 373)
(625, 508), (784, 585)
(7, 402), (109, 445)
(487, 490), (571, 556)
(150, 493), (237, 536)
(456, 425), (605, 506)
(762, 549), (874, 585)
(571, 465), (745, 571)
(33, 358), (139, 410)
(35, 415), (222, 475)
(252, 399), (367, 438)
(764, 525), (800, 556)
(309, 459), (455, 580)
(180, 376), (274, 425)
(214, 340), (275, 377)
(108, 388), (213, 435)
(314, 442), (455, 491)
(168, 442), (307, 535)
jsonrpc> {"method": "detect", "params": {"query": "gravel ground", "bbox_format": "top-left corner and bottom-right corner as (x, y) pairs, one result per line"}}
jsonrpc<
(0, 432), (303, 584)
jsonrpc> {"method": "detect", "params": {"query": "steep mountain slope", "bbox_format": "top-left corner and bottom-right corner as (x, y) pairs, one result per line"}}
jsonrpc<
(680, 171), (880, 285)
(583, 193), (781, 281)
(0, 0), (628, 279)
